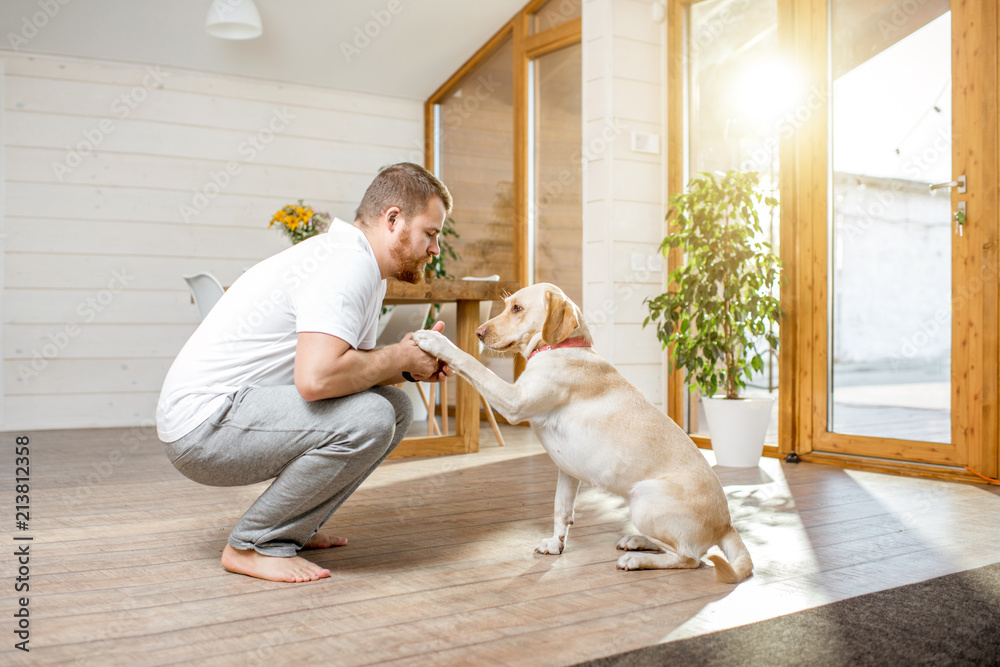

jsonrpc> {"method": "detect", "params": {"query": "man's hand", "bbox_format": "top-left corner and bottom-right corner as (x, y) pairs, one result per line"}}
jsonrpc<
(400, 321), (452, 383)
(294, 321), (454, 401)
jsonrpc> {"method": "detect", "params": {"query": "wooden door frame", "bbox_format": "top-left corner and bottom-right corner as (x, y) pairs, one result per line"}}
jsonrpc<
(668, 0), (1000, 483)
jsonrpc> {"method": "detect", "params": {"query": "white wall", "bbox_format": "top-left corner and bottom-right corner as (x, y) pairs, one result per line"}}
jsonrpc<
(581, 0), (668, 408)
(2, 52), (424, 431)
(832, 173), (951, 367)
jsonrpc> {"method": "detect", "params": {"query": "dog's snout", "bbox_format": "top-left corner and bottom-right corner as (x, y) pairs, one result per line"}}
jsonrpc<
(476, 324), (488, 341)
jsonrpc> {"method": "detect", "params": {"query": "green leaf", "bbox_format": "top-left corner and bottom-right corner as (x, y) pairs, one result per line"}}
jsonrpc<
(644, 170), (781, 398)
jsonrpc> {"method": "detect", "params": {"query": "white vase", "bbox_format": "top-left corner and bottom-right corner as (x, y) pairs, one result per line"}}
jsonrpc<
(701, 396), (775, 468)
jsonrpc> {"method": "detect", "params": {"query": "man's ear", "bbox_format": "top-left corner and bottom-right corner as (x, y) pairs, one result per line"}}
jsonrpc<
(384, 206), (402, 231)
(542, 290), (579, 345)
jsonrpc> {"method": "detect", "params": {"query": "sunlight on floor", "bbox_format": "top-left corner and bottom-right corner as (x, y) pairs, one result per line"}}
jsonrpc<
(663, 454), (830, 642)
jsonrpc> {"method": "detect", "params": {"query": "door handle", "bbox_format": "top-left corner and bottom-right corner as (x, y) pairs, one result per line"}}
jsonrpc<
(929, 175), (966, 194)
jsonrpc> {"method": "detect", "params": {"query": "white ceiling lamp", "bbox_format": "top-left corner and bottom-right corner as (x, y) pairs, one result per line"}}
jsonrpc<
(205, 0), (263, 40)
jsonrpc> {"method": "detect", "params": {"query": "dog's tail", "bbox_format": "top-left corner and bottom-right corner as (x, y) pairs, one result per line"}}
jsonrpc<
(707, 526), (753, 584)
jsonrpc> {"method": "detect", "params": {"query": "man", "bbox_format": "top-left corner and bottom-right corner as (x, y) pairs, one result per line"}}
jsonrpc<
(156, 163), (453, 583)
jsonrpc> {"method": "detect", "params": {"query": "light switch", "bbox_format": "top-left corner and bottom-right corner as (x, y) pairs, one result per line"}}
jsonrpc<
(631, 131), (661, 155)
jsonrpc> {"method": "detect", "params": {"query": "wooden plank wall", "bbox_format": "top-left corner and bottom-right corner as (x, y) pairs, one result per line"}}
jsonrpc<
(581, 0), (668, 408)
(437, 38), (518, 282)
(1, 53), (424, 432)
(534, 43), (584, 307)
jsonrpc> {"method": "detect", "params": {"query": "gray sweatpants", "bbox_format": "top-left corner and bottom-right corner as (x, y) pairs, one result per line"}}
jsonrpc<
(162, 384), (412, 557)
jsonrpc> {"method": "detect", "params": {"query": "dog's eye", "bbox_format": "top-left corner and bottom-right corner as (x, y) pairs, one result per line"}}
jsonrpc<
(510, 304), (523, 314)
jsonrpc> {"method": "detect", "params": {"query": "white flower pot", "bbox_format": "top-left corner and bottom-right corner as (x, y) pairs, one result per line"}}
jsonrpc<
(701, 395), (775, 468)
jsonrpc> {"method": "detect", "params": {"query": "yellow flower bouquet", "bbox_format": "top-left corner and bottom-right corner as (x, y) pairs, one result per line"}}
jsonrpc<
(269, 200), (332, 245)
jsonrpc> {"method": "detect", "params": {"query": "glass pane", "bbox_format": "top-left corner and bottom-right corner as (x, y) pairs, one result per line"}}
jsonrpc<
(532, 44), (583, 306)
(828, 2), (951, 443)
(435, 37), (515, 282)
(685, 0), (781, 442)
(531, 0), (581, 34)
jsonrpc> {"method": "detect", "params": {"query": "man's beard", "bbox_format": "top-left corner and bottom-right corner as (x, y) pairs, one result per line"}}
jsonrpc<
(390, 233), (430, 284)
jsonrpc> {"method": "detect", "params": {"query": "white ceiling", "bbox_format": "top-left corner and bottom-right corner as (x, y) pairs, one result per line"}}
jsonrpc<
(1, 0), (527, 100)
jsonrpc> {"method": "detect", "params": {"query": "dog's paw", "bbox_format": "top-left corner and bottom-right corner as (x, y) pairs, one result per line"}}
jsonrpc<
(616, 535), (661, 552)
(534, 537), (564, 555)
(411, 329), (455, 360)
(616, 553), (652, 571)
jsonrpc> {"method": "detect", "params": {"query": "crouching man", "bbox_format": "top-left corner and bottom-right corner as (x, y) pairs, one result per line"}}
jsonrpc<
(156, 163), (453, 583)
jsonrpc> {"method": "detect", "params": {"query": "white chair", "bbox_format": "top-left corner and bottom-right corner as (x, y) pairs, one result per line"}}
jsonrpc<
(183, 273), (225, 321)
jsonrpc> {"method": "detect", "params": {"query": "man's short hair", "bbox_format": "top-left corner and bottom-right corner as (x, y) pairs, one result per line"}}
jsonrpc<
(355, 163), (453, 227)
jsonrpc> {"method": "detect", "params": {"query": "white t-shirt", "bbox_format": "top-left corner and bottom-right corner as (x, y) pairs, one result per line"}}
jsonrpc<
(156, 220), (386, 442)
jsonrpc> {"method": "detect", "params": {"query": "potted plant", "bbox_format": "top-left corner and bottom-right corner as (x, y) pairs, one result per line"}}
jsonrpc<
(644, 170), (782, 467)
(427, 215), (461, 281)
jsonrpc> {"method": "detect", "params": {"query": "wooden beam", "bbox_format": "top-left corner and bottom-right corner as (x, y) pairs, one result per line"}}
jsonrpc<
(987, 0), (1000, 479)
(524, 18), (582, 58)
(513, 11), (531, 288)
(387, 434), (466, 459)
(666, 1), (687, 427)
(777, 0), (798, 457)
(383, 278), (519, 304)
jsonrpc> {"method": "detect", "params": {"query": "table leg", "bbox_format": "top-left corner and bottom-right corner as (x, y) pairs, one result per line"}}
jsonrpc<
(455, 299), (480, 453)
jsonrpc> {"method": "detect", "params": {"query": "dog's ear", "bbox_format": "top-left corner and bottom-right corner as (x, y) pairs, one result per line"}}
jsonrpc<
(542, 289), (579, 345)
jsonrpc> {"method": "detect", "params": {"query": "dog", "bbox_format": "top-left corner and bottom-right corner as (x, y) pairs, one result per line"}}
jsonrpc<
(411, 283), (753, 583)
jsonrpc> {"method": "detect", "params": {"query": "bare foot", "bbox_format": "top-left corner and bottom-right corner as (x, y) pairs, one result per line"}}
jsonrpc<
(221, 544), (330, 583)
(304, 532), (349, 549)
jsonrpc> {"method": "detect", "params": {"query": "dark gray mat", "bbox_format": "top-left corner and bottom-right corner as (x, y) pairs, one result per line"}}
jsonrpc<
(576, 562), (1000, 667)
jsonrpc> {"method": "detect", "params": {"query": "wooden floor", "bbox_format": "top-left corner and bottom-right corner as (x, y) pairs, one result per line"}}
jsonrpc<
(6, 424), (1000, 666)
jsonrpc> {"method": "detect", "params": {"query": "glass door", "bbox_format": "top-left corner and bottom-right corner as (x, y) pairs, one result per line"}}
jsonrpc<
(809, 0), (997, 469)
(828, 3), (952, 445)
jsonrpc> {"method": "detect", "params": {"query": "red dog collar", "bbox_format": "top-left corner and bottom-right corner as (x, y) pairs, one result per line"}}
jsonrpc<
(529, 336), (592, 359)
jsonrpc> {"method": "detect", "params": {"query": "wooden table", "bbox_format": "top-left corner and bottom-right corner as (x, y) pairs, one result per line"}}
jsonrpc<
(384, 278), (519, 459)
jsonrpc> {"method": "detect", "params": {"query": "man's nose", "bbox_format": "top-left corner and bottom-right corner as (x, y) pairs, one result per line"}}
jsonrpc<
(429, 238), (440, 256)
(476, 324), (488, 340)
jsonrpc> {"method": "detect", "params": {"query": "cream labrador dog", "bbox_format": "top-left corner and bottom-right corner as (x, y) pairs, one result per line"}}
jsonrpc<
(412, 283), (753, 583)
